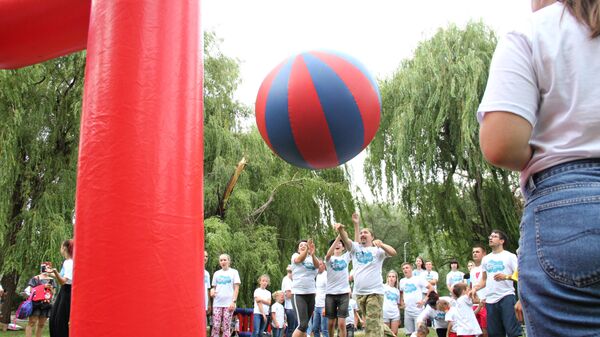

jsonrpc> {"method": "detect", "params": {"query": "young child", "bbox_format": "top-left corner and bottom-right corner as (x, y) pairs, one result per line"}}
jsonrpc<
(409, 325), (429, 337)
(252, 274), (272, 337)
(442, 284), (482, 337)
(271, 291), (286, 337)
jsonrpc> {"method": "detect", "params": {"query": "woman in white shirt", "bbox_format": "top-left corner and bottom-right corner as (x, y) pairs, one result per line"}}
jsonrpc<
(478, 1), (600, 335)
(48, 239), (73, 337)
(291, 239), (319, 337)
(211, 254), (241, 337)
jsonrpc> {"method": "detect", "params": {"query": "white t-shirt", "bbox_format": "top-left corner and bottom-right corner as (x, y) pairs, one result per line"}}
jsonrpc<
(291, 253), (318, 294)
(400, 276), (429, 315)
(204, 269), (211, 310)
(281, 276), (293, 310)
(350, 242), (387, 295)
(346, 298), (359, 326)
(446, 271), (465, 290)
(412, 269), (426, 278)
(254, 288), (272, 314)
(470, 265), (487, 300)
(423, 270), (438, 292)
(326, 252), (351, 295)
(315, 271), (327, 307)
(481, 250), (518, 303)
(212, 268), (241, 307)
(382, 284), (400, 320)
(477, 2), (600, 190)
(61, 259), (73, 285)
(416, 296), (454, 329)
(445, 296), (482, 336)
(271, 302), (286, 329)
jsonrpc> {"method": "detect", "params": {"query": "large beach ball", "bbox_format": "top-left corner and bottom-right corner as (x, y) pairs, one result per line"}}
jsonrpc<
(255, 50), (381, 169)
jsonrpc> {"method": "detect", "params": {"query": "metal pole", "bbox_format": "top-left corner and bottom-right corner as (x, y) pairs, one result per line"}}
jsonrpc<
(403, 241), (409, 263)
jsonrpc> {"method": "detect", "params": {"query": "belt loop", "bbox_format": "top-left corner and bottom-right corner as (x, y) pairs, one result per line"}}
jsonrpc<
(527, 175), (536, 194)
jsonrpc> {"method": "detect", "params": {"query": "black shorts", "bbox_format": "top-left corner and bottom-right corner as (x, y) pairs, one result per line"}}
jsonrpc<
(31, 301), (52, 318)
(325, 293), (350, 319)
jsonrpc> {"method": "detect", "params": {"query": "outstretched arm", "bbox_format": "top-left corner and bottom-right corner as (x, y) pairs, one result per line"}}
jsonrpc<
(373, 239), (397, 257)
(326, 235), (341, 261)
(335, 223), (353, 251)
(352, 213), (360, 242)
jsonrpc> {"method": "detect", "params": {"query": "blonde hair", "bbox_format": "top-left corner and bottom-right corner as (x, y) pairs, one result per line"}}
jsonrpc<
(257, 274), (270, 285)
(562, 0), (600, 38)
(272, 290), (283, 300)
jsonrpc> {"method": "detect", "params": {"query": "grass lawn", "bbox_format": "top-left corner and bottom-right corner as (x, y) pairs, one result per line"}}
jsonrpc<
(0, 319), (49, 337)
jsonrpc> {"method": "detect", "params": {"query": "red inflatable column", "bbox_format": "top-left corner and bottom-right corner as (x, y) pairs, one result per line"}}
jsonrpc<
(72, 1), (204, 336)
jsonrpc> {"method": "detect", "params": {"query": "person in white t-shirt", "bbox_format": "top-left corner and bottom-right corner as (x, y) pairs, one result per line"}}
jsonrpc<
(445, 283), (482, 337)
(423, 261), (439, 292)
(311, 260), (329, 337)
(477, 1), (600, 336)
(471, 230), (520, 337)
(324, 236), (351, 337)
(413, 257), (427, 278)
(253, 275), (272, 337)
(272, 291), (287, 337)
(446, 260), (465, 294)
(291, 239), (319, 337)
(336, 221), (397, 337)
(400, 262), (434, 336)
(211, 254), (241, 337)
(281, 265), (296, 337)
(382, 270), (401, 336)
(469, 244), (487, 337)
(416, 291), (453, 337)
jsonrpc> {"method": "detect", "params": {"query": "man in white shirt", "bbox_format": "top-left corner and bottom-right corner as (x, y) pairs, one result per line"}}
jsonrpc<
(400, 263), (434, 336)
(336, 221), (397, 337)
(471, 230), (521, 337)
(424, 261), (439, 292)
(470, 244), (488, 337)
(281, 265), (297, 337)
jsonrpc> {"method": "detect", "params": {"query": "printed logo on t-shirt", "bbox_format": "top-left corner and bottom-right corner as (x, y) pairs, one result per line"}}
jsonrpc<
(355, 251), (374, 264)
(216, 275), (232, 285)
(404, 283), (417, 293)
(451, 275), (463, 283)
(330, 259), (348, 271)
(426, 273), (434, 280)
(435, 312), (445, 320)
(385, 290), (399, 301)
(487, 260), (505, 273)
(302, 261), (316, 270)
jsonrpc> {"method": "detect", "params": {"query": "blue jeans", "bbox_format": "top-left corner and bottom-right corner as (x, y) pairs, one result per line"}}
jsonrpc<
(520, 159), (600, 337)
(284, 308), (297, 337)
(486, 295), (521, 337)
(252, 313), (267, 337)
(311, 307), (328, 337)
(272, 327), (283, 337)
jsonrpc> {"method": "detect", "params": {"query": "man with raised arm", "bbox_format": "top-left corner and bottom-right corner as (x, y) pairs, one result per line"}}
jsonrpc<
(335, 220), (397, 337)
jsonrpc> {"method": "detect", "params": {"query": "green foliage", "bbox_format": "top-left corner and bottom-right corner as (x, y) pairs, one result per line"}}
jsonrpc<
(366, 22), (522, 266)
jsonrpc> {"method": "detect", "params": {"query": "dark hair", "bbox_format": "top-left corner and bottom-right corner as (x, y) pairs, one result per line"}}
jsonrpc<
(491, 229), (508, 247)
(62, 239), (74, 257)
(452, 283), (468, 298)
(472, 243), (487, 252)
(449, 259), (459, 268)
(561, 0), (600, 38)
(415, 256), (426, 271)
(426, 290), (439, 308)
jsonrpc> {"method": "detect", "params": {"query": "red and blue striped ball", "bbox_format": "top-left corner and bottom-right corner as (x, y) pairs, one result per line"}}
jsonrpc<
(255, 50), (381, 169)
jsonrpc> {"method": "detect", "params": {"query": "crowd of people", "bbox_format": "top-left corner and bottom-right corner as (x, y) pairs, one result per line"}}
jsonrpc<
(204, 214), (525, 337)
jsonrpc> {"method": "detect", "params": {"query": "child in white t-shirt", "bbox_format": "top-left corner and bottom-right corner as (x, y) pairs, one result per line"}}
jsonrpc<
(409, 325), (429, 337)
(271, 291), (286, 337)
(252, 274), (272, 337)
(443, 283), (482, 337)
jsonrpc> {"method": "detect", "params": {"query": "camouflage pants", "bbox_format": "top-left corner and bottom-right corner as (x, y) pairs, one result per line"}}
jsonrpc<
(357, 294), (395, 337)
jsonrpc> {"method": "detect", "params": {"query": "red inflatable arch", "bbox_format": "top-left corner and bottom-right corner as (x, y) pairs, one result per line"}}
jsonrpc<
(0, 1), (206, 336)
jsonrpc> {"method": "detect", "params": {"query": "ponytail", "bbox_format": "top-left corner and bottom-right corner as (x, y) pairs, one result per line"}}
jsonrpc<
(562, 0), (600, 38)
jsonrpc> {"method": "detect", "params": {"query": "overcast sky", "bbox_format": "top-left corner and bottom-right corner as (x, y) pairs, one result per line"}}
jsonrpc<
(201, 0), (532, 201)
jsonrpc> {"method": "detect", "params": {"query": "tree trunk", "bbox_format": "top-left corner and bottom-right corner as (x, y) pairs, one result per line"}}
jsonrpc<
(0, 271), (19, 325)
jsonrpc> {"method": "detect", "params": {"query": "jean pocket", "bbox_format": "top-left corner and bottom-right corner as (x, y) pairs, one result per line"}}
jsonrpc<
(535, 195), (600, 287)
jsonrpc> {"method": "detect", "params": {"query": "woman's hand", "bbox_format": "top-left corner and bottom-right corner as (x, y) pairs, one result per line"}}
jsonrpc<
(228, 302), (236, 312)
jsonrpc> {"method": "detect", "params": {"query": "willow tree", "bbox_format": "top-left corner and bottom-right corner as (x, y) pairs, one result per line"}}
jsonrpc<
(203, 33), (356, 307)
(0, 53), (85, 322)
(365, 22), (522, 262)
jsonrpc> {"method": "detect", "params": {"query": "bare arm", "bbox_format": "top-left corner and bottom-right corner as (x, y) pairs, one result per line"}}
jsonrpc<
(293, 246), (309, 264)
(308, 239), (319, 267)
(479, 111), (533, 171)
(352, 213), (360, 242)
(335, 223), (353, 251)
(326, 235), (341, 261)
(373, 240), (397, 257)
